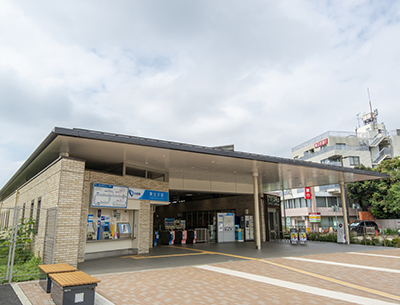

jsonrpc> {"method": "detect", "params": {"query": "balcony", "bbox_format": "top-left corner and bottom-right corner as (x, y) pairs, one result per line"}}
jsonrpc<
(292, 131), (357, 153)
(299, 144), (369, 161)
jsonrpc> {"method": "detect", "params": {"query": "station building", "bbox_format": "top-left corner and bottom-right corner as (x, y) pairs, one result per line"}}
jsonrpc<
(0, 127), (387, 267)
(286, 109), (400, 230)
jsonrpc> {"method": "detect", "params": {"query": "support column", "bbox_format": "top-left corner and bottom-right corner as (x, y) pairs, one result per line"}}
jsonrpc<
(253, 172), (261, 249)
(340, 181), (350, 244)
(281, 188), (286, 232)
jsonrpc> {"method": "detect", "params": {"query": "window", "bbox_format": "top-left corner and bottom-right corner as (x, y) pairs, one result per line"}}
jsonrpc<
(34, 198), (41, 233)
(316, 197), (326, 207)
(349, 156), (360, 166)
(336, 143), (346, 150)
(327, 197), (337, 207)
(295, 199), (300, 208)
(125, 167), (167, 181)
(30, 200), (35, 219)
(29, 200), (35, 230)
(22, 203), (26, 220)
(300, 198), (306, 208)
(147, 171), (166, 181)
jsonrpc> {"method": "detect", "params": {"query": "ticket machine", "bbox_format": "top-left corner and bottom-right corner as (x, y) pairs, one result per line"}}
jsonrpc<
(102, 223), (111, 239)
(240, 215), (254, 241)
(217, 213), (235, 242)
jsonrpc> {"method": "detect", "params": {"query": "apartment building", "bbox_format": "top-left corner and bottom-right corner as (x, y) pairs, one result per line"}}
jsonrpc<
(284, 109), (400, 230)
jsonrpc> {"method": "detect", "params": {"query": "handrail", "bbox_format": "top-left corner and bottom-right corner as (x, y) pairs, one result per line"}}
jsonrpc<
(299, 144), (369, 161)
(292, 131), (357, 152)
(372, 147), (392, 164)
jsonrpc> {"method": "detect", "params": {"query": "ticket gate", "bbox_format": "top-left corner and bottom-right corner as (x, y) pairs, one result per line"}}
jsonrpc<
(174, 230), (187, 245)
(159, 230), (175, 245)
(186, 229), (197, 244)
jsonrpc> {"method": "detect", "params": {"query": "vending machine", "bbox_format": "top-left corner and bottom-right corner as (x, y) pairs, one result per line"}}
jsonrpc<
(240, 215), (254, 241)
(217, 213), (235, 242)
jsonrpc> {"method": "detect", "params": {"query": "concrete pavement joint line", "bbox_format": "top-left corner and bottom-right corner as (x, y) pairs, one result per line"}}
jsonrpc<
(122, 252), (209, 259)
(196, 265), (398, 305)
(11, 283), (32, 305)
(95, 292), (115, 305)
(283, 257), (400, 273)
(261, 260), (400, 302)
(347, 252), (400, 259)
(165, 247), (400, 302)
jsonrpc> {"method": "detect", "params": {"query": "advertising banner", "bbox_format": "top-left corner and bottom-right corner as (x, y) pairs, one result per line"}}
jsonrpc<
(299, 228), (307, 244)
(304, 187), (311, 200)
(314, 138), (328, 148)
(290, 228), (298, 244)
(309, 213), (321, 223)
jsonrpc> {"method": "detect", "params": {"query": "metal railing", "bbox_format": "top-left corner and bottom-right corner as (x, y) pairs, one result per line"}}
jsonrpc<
(292, 131), (357, 152)
(372, 147), (392, 164)
(299, 144), (369, 161)
(0, 206), (57, 283)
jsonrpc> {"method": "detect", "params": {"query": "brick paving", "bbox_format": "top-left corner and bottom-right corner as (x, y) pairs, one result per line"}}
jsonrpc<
(16, 248), (400, 305)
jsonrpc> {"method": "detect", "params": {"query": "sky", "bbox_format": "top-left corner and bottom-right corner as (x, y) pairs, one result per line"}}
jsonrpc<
(1, 0), (400, 188)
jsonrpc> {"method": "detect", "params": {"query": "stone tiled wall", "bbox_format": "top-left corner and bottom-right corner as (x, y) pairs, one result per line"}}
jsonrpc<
(0, 157), (85, 267)
(53, 158), (85, 267)
(1, 158), (168, 267)
(139, 201), (151, 254)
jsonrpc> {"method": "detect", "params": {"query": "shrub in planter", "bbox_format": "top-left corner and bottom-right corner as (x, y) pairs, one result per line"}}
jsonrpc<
(391, 238), (400, 248)
(372, 237), (383, 246)
(325, 233), (337, 242)
(307, 232), (316, 241)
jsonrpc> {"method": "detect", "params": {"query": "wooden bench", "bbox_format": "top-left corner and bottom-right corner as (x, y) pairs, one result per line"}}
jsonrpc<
(49, 271), (100, 287)
(38, 263), (78, 293)
(49, 271), (100, 305)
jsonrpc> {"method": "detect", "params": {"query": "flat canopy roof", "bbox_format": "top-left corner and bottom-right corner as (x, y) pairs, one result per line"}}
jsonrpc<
(0, 127), (389, 201)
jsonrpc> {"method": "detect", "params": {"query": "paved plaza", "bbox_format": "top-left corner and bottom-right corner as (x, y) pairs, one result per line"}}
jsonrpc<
(9, 242), (400, 304)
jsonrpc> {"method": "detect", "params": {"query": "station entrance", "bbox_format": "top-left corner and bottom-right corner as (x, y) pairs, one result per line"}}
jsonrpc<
(153, 191), (282, 246)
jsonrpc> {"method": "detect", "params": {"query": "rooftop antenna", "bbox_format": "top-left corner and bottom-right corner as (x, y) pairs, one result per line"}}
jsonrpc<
(367, 88), (374, 125)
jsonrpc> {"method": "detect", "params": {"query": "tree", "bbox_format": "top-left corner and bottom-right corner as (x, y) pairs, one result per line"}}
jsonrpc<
(346, 164), (378, 211)
(370, 157), (400, 218)
(346, 157), (400, 219)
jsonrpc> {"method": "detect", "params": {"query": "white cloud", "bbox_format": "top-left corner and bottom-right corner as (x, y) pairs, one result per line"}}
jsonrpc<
(0, 0), (400, 187)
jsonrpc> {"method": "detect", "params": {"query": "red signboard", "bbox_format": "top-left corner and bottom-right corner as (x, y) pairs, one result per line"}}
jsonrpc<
(304, 187), (311, 200)
(314, 138), (328, 149)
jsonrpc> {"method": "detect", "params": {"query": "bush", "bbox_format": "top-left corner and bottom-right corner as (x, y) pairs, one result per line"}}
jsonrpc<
(383, 228), (398, 235)
(0, 217), (40, 283)
(372, 236), (383, 246)
(391, 238), (400, 248)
